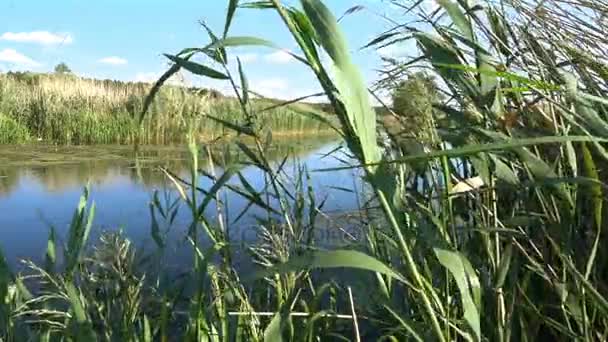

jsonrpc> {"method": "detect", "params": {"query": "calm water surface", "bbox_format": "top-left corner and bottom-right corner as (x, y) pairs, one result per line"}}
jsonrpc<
(0, 139), (364, 269)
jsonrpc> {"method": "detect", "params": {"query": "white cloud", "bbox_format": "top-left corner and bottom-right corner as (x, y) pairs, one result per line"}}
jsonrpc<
(135, 71), (315, 101)
(134, 72), (163, 83)
(254, 77), (288, 90)
(251, 77), (297, 99)
(248, 76), (326, 101)
(0, 49), (41, 67)
(98, 56), (128, 65)
(264, 50), (293, 64)
(0, 31), (73, 45)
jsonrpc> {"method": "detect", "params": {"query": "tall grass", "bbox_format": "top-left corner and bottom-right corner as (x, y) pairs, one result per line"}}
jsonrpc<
(0, 114), (29, 144)
(2, 0), (608, 341)
(0, 73), (334, 145)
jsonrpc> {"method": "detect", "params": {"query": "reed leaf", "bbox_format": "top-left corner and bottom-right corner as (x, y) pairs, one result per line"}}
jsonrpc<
(254, 249), (406, 283)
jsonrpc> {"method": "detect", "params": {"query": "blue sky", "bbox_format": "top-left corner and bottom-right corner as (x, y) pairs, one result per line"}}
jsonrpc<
(0, 0), (416, 99)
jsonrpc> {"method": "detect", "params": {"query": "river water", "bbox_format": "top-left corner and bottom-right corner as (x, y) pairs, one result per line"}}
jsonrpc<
(0, 138), (365, 269)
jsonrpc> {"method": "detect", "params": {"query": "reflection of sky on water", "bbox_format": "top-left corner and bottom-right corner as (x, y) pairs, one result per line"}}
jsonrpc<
(0, 142), (364, 269)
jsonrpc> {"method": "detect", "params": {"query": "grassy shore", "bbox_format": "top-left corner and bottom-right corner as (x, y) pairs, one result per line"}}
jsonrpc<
(0, 72), (334, 145)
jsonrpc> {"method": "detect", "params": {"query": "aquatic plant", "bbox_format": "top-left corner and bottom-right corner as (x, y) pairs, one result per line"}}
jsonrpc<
(0, 114), (29, 144)
(0, 72), (334, 145)
(2, 0), (608, 341)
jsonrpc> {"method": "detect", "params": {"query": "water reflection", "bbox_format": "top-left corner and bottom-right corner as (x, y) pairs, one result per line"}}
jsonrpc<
(0, 137), (340, 195)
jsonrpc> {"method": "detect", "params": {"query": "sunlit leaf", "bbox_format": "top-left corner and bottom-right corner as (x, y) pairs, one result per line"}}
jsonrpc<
(237, 58), (249, 105)
(436, 0), (473, 40)
(224, 0), (240, 38)
(495, 243), (513, 288)
(254, 249), (406, 283)
(302, 0), (380, 166)
(208, 36), (310, 65)
(434, 248), (480, 341)
(316, 136), (605, 172)
(164, 54), (229, 79)
(264, 311), (284, 342)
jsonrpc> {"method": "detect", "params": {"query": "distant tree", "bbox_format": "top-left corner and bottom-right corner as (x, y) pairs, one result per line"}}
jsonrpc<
(54, 62), (72, 74)
(390, 72), (442, 144)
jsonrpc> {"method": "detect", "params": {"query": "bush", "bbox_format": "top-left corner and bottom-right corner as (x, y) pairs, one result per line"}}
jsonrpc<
(0, 114), (29, 144)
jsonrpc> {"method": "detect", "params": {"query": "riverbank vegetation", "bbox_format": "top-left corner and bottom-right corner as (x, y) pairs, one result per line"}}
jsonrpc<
(0, 71), (334, 144)
(2, 0), (608, 340)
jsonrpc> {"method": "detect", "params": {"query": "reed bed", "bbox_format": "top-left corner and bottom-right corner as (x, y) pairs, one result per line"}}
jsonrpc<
(0, 73), (332, 145)
(2, 0), (608, 341)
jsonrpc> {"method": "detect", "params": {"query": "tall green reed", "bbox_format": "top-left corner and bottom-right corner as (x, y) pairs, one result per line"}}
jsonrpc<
(367, 0), (608, 340)
(0, 72), (333, 145)
(2, 0), (608, 341)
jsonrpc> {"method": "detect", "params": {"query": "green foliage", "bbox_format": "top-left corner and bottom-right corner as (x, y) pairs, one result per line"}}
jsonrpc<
(389, 72), (442, 144)
(54, 62), (72, 74)
(368, 0), (608, 340)
(0, 73), (334, 144)
(0, 114), (29, 144)
(254, 249), (406, 282)
(64, 186), (95, 276)
(3, 0), (608, 341)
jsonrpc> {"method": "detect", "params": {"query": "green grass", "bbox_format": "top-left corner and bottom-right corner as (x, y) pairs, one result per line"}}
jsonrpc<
(0, 114), (30, 144)
(2, 0), (608, 341)
(0, 72), (335, 145)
